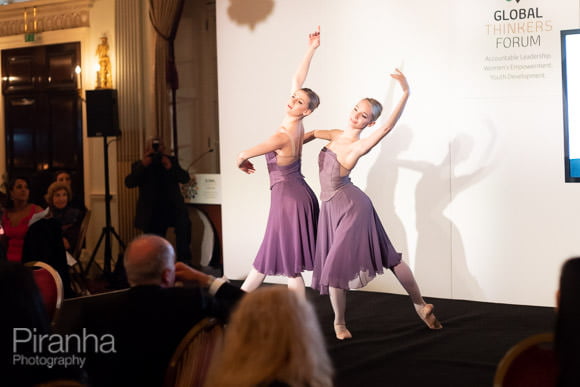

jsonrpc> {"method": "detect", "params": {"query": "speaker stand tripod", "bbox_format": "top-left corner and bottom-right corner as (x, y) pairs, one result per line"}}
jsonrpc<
(82, 136), (125, 280)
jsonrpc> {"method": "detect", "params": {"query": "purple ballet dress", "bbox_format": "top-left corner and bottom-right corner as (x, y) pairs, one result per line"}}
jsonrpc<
(252, 151), (319, 277)
(311, 147), (402, 294)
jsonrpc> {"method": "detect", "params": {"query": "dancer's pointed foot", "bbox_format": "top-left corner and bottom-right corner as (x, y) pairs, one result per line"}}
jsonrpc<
(416, 304), (443, 329)
(334, 324), (352, 340)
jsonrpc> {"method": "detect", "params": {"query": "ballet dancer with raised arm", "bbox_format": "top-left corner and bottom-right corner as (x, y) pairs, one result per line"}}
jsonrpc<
(304, 69), (442, 339)
(237, 27), (321, 298)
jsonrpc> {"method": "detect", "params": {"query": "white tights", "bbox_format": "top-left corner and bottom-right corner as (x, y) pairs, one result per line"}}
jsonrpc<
(241, 268), (306, 298)
(329, 261), (427, 326)
(240, 268), (265, 292)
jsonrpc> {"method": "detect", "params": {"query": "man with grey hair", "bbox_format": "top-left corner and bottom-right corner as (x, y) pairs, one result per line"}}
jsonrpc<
(123, 234), (178, 287)
(80, 234), (244, 387)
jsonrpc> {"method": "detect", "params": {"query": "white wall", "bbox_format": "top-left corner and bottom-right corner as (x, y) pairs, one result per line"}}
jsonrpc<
(217, 0), (580, 306)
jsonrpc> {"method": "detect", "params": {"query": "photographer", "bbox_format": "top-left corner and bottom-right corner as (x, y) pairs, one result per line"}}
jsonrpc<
(125, 137), (193, 265)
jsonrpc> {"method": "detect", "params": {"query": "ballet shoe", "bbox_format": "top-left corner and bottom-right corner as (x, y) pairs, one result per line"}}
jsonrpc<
(334, 324), (352, 340)
(416, 304), (443, 330)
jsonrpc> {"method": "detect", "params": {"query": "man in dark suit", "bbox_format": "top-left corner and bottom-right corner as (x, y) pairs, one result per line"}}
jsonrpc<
(125, 137), (193, 265)
(80, 234), (244, 387)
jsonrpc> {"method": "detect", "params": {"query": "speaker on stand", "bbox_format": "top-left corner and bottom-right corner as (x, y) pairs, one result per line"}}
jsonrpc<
(82, 89), (125, 283)
(86, 89), (121, 138)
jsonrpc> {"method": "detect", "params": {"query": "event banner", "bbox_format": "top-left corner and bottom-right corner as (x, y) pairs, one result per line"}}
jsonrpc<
(454, 0), (578, 98)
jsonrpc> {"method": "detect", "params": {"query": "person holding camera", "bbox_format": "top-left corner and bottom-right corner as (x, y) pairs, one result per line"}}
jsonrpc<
(125, 137), (193, 265)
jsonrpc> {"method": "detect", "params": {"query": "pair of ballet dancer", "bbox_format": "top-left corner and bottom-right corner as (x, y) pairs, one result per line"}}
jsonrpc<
(237, 27), (442, 340)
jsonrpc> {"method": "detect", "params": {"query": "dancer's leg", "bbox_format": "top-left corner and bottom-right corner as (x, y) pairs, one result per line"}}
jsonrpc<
(287, 275), (306, 299)
(392, 261), (424, 305)
(241, 268), (266, 292)
(391, 261), (443, 329)
(329, 286), (352, 340)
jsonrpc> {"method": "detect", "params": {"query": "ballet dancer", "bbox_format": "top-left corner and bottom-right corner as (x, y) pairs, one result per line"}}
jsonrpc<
(304, 69), (442, 339)
(237, 27), (321, 298)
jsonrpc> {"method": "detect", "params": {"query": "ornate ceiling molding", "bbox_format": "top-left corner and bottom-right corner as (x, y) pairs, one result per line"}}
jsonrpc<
(0, 0), (95, 37)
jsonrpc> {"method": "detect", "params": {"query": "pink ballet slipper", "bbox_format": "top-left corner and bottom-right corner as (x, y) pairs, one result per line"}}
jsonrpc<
(417, 304), (443, 330)
(334, 324), (352, 340)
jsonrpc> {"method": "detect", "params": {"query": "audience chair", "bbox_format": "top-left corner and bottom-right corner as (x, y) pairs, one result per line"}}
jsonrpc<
(72, 209), (91, 264)
(163, 317), (225, 387)
(68, 210), (91, 295)
(493, 332), (557, 387)
(24, 261), (64, 325)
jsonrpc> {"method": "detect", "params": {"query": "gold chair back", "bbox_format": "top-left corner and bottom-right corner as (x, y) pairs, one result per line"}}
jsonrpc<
(24, 261), (64, 325)
(494, 332), (557, 387)
(163, 317), (225, 387)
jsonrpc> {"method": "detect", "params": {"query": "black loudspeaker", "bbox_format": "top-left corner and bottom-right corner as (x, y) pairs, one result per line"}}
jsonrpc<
(86, 89), (121, 137)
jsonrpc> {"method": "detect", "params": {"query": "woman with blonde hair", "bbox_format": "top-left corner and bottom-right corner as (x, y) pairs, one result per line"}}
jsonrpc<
(205, 286), (333, 387)
(305, 70), (442, 340)
(238, 27), (321, 298)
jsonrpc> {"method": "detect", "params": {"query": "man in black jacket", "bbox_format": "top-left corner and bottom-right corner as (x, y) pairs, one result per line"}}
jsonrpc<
(80, 234), (244, 387)
(125, 137), (193, 264)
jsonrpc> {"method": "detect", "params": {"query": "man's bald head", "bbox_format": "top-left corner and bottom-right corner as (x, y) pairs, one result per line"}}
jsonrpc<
(124, 235), (176, 287)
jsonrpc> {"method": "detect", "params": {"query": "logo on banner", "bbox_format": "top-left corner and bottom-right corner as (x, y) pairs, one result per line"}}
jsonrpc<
(486, 3), (551, 49)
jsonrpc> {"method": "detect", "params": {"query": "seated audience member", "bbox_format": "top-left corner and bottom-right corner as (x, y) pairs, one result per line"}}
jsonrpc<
(54, 170), (86, 214)
(555, 257), (580, 387)
(0, 177), (43, 263)
(79, 234), (244, 387)
(21, 206), (74, 298)
(20, 182), (76, 298)
(205, 286), (334, 387)
(0, 261), (82, 385)
(45, 182), (82, 254)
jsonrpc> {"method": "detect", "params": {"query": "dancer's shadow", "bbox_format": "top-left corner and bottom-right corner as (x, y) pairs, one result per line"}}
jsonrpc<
(396, 122), (497, 299)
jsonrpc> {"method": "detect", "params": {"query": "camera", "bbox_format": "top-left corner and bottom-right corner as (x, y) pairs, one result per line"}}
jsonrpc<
(150, 139), (162, 164)
(152, 140), (160, 153)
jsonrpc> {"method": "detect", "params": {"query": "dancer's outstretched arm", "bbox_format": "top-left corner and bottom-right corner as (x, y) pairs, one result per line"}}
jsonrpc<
(303, 129), (342, 144)
(292, 26), (320, 92)
(354, 69), (410, 157)
(237, 27), (321, 174)
(237, 133), (287, 174)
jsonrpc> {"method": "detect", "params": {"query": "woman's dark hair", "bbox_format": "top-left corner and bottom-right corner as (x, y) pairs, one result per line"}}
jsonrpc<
(555, 257), (580, 386)
(5, 176), (31, 208)
(0, 261), (77, 384)
(7, 176), (31, 192)
(0, 261), (50, 332)
(300, 87), (320, 111)
(54, 170), (72, 181)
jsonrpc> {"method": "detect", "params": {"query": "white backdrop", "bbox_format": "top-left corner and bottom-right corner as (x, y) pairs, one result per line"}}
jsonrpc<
(216, 0), (580, 307)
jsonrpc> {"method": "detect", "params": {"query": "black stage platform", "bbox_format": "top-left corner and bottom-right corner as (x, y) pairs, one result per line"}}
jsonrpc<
(304, 286), (555, 387)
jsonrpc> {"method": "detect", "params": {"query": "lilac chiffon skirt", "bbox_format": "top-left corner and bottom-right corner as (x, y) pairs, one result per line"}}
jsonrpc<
(311, 148), (402, 294)
(252, 152), (319, 276)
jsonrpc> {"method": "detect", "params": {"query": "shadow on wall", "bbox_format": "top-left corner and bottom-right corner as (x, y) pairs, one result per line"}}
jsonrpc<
(395, 123), (497, 299)
(443, 122), (497, 298)
(363, 76), (497, 298)
(228, 0), (274, 30)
